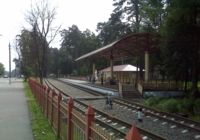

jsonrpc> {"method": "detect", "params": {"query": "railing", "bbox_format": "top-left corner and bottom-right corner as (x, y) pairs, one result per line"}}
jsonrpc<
(118, 83), (142, 98)
(140, 80), (184, 91)
(28, 79), (142, 140)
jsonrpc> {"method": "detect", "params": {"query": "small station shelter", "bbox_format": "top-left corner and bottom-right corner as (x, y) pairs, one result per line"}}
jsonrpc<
(100, 64), (141, 85)
(76, 32), (160, 96)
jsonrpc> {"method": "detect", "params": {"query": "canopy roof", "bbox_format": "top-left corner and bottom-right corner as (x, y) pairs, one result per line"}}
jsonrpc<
(76, 32), (160, 61)
(101, 64), (138, 72)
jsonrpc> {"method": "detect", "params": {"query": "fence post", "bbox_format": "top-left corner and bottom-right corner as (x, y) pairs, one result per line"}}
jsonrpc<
(67, 97), (73, 140)
(44, 86), (48, 114)
(85, 106), (94, 140)
(46, 88), (51, 119)
(125, 124), (142, 140)
(42, 85), (46, 113)
(39, 85), (42, 105)
(51, 90), (56, 126)
(43, 86), (47, 116)
(57, 92), (62, 138)
(37, 84), (40, 103)
(46, 88), (50, 118)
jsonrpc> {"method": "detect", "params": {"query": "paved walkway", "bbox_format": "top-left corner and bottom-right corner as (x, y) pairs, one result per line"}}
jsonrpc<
(0, 78), (33, 140)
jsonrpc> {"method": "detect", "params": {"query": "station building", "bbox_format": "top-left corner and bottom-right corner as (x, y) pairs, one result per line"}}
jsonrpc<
(100, 64), (142, 85)
(76, 32), (184, 98)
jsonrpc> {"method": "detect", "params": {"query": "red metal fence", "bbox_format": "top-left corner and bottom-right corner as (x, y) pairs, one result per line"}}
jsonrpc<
(28, 79), (142, 140)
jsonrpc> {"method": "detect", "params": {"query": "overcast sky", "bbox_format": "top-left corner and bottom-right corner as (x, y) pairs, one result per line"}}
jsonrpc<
(0, 0), (113, 71)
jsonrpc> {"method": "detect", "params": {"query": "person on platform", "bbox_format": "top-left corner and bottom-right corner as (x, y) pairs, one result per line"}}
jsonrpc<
(106, 94), (113, 109)
(100, 72), (104, 85)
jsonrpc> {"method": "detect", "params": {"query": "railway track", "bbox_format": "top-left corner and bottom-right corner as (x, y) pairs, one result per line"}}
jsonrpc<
(53, 78), (200, 131)
(44, 79), (166, 140)
(114, 99), (200, 132)
(45, 78), (200, 140)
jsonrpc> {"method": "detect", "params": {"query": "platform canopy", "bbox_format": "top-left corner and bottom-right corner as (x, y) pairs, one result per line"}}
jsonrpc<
(100, 64), (138, 72)
(76, 32), (160, 61)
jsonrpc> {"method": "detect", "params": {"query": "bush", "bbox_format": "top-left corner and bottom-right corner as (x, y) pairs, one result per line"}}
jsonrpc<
(177, 98), (194, 114)
(144, 97), (161, 107)
(157, 99), (179, 113)
(144, 97), (200, 121)
(194, 99), (200, 115)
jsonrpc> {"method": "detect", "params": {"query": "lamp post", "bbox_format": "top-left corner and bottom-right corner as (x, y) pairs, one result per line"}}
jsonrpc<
(9, 43), (11, 84)
(0, 34), (11, 84)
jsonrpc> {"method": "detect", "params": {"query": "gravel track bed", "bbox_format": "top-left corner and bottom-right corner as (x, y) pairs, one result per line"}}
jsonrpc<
(85, 100), (199, 140)
(48, 79), (200, 140)
(48, 79), (96, 97)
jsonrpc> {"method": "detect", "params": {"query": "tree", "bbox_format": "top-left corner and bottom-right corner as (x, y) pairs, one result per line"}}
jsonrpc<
(112, 0), (143, 32)
(25, 0), (61, 84)
(162, 0), (200, 97)
(13, 58), (21, 77)
(97, 12), (132, 45)
(0, 63), (5, 76)
(60, 25), (82, 75)
(60, 25), (101, 75)
(47, 47), (59, 76)
(16, 29), (36, 81)
(112, 0), (166, 33)
(141, 0), (165, 32)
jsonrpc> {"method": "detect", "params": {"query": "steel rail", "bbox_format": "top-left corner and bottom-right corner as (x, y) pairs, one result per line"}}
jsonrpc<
(45, 78), (166, 140)
(54, 78), (200, 133)
(114, 99), (200, 133)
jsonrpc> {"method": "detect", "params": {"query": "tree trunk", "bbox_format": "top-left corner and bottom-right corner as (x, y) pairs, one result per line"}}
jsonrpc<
(39, 69), (43, 85)
(134, 0), (139, 32)
(191, 6), (199, 97)
(191, 48), (199, 97)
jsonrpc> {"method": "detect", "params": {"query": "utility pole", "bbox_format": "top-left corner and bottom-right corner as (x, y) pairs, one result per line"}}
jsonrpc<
(9, 43), (11, 84)
(0, 35), (11, 84)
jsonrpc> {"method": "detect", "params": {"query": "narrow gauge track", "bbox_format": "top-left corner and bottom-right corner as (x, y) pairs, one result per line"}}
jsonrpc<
(51, 78), (200, 140)
(55, 78), (200, 131)
(87, 83), (200, 132)
(44, 79), (166, 140)
(115, 99), (200, 131)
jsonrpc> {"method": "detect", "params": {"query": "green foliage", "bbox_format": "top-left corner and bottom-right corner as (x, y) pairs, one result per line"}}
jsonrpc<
(47, 48), (59, 76)
(23, 66), (34, 80)
(23, 82), (57, 140)
(193, 99), (200, 115)
(157, 99), (179, 113)
(113, 0), (142, 32)
(145, 98), (180, 113)
(0, 62), (5, 76)
(96, 12), (132, 45)
(144, 97), (200, 121)
(144, 97), (161, 106)
(191, 115), (200, 122)
(112, 0), (165, 32)
(161, 0), (200, 95)
(178, 98), (194, 114)
(17, 29), (42, 78)
(59, 25), (101, 75)
(77, 63), (90, 75)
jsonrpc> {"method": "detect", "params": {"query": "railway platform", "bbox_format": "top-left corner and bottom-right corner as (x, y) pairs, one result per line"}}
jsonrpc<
(0, 78), (33, 140)
(60, 78), (143, 102)
(61, 78), (120, 96)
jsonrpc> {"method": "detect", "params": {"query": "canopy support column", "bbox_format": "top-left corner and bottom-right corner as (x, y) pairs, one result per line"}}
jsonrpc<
(92, 62), (96, 83)
(110, 51), (114, 81)
(110, 59), (113, 79)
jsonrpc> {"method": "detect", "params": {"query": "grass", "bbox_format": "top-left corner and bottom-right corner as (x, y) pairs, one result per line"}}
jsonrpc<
(23, 82), (57, 140)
